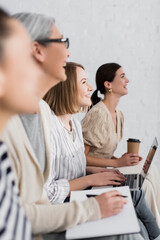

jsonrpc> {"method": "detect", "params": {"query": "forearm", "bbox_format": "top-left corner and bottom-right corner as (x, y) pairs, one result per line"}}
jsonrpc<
(86, 154), (118, 168)
(69, 175), (93, 192)
(23, 197), (101, 234)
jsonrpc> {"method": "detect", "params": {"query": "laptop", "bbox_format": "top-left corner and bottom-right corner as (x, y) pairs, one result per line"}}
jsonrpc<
(114, 137), (158, 190)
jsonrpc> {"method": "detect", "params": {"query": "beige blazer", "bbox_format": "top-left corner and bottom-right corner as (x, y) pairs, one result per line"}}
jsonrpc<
(2, 100), (100, 238)
(82, 101), (124, 159)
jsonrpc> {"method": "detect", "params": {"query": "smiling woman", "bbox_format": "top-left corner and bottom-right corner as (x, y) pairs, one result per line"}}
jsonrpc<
(82, 62), (142, 168)
(81, 62), (160, 227)
(43, 62), (126, 204)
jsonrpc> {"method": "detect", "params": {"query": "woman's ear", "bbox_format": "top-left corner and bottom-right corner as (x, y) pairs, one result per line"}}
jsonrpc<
(32, 42), (45, 63)
(104, 81), (112, 89)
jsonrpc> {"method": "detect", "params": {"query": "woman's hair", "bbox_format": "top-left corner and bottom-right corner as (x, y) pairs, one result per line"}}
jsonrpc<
(13, 12), (55, 42)
(44, 62), (85, 115)
(91, 63), (121, 106)
(0, 8), (13, 62)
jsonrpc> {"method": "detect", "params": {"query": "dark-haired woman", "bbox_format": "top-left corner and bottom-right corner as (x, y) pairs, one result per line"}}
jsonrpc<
(82, 63), (142, 168)
(82, 63), (160, 226)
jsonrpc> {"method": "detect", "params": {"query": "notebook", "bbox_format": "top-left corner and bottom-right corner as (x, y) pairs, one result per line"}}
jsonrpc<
(114, 137), (158, 190)
(66, 186), (140, 239)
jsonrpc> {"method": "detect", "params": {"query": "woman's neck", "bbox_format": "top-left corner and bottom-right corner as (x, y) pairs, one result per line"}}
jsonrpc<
(58, 114), (73, 131)
(103, 93), (120, 114)
(0, 109), (13, 136)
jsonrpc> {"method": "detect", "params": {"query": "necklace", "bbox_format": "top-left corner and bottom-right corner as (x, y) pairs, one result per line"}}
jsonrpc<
(58, 116), (72, 132)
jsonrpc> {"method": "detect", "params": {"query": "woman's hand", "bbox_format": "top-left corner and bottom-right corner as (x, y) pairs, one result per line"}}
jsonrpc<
(117, 153), (142, 167)
(86, 166), (122, 175)
(95, 190), (128, 218)
(88, 171), (126, 187)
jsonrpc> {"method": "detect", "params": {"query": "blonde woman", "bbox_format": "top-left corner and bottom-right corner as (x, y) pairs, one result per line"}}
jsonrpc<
(44, 62), (126, 204)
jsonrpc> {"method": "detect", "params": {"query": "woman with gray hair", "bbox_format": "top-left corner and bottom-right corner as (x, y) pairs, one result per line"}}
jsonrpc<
(0, 8), (42, 240)
(2, 12), (147, 240)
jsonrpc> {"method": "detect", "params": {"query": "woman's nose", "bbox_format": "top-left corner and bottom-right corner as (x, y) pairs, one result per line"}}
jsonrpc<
(126, 77), (129, 83)
(88, 83), (93, 91)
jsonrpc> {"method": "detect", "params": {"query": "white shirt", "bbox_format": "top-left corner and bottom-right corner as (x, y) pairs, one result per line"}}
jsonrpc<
(44, 112), (86, 204)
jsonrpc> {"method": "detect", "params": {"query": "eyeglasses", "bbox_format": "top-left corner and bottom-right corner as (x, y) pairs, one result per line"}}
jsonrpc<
(36, 38), (69, 49)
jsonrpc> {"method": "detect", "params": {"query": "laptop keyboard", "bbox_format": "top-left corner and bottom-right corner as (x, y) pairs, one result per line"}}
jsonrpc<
(123, 174), (137, 188)
(113, 174), (144, 189)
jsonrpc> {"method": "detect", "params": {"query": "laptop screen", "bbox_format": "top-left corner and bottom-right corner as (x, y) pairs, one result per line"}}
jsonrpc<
(141, 137), (158, 177)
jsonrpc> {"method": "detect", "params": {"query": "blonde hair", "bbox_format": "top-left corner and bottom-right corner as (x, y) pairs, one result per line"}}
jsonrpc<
(43, 62), (85, 115)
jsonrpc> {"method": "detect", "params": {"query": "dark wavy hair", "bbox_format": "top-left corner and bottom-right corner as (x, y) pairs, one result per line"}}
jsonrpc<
(91, 63), (121, 106)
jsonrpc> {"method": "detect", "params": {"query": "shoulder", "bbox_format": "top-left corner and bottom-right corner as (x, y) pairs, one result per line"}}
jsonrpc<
(89, 101), (106, 115)
(82, 101), (109, 127)
(39, 100), (52, 129)
(2, 115), (23, 137)
(50, 111), (61, 133)
(72, 116), (81, 127)
(39, 99), (52, 114)
(117, 109), (124, 122)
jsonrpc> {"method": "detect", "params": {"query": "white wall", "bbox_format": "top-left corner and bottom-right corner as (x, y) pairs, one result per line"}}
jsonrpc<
(1, 0), (160, 165)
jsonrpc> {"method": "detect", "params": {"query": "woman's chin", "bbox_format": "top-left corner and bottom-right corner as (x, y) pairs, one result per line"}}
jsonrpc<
(123, 90), (128, 96)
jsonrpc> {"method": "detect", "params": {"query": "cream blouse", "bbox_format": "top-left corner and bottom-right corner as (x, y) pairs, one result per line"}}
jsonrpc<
(82, 101), (124, 159)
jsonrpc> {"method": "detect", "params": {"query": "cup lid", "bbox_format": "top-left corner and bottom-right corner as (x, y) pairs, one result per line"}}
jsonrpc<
(127, 138), (141, 143)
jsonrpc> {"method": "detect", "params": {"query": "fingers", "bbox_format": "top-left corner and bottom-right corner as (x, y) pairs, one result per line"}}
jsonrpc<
(94, 172), (126, 186)
(96, 191), (128, 218)
(108, 180), (121, 185)
(112, 208), (123, 215)
(105, 169), (117, 173)
(128, 153), (142, 159)
(106, 192), (128, 206)
(126, 154), (142, 166)
(102, 168), (113, 173)
(132, 162), (139, 166)
(130, 160), (139, 164)
(113, 174), (126, 181)
(113, 200), (127, 209)
(130, 157), (140, 161)
(102, 190), (125, 198)
(100, 171), (125, 179)
(128, 153), (140, 157)
(101, 190), (120, 197)
(105, 172), (126, 182)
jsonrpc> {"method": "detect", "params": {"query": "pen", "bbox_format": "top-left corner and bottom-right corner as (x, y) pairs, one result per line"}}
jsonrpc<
(86, 194), (128, 198)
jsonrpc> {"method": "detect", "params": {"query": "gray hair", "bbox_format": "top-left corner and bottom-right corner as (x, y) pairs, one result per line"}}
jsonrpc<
(13, 12), (55, 41)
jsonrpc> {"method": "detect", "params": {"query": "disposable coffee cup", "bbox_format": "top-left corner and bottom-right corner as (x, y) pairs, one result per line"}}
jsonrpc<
(127, 138), (141, 154)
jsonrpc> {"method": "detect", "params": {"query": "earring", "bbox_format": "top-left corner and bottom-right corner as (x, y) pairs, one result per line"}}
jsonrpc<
(108, 89), (112, 93)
